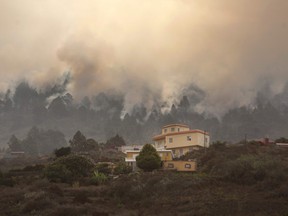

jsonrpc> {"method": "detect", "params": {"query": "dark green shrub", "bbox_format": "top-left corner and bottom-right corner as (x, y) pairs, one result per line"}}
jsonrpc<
(44, 155), (94, 182)
(114, 162), (132, 175)
(44, 163), (72, 183)
(95, 163), (112, 175)
(211, 155), (288, 185)
(55, 155), (94, 178)
(90, 171), (108, 185)
(222, 156), (256, 184)
(136, 144), (161, 172)
(211, 141), (227, 150)
(54, 147), (71, 158)
(105, 134), (126, 149)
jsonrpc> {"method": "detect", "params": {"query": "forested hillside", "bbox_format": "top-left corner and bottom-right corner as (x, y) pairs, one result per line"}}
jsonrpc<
(1, 80), (288, 147)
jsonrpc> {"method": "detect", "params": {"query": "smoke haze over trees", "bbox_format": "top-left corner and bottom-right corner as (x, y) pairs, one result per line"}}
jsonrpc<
(1, 80), (288, 148)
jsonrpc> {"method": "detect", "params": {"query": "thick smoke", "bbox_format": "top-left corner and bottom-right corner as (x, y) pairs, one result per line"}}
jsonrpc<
(0, 0), (288, 116)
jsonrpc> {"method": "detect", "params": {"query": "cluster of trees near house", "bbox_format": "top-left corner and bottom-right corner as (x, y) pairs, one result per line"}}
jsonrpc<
(1, 130), (131, 185)
(6, 127), (126, 157)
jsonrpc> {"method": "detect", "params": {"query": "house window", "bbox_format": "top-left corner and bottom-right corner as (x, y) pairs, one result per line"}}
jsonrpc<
(171, 128), (175, 132)
(164, 129), (167, 133)
(178, 128), (180, 132)
(169, 138), (173, 143)
(189, 147), (193, 152)
(187, 136), (192, 141)
(185, 164), (192, 169)
(179, 149), (183, 156)
(168, 163), (174, 168)
(172, 149), (176, 154)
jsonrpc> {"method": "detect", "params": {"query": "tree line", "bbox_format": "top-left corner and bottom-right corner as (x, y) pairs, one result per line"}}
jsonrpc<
(2, 81), (288, 146)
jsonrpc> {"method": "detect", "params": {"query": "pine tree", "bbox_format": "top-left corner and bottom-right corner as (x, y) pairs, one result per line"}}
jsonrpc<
(106, 134), (126, 149)
(7, 135), (22, 152)
(136, 144), (161, 172)
(69, 131), (87, 152)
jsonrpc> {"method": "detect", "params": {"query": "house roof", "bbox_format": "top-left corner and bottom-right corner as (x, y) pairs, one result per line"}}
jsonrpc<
(153, 130), (209, 141)
(162, 124), (189, 129)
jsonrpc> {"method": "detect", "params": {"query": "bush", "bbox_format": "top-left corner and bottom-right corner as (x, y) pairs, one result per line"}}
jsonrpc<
(211, 155), (288, 185)
(114, 162), (132, 175)
(136, 144), (161, 172)
(44, 155), (94, 183)
(95, 163), (112, 175)
(222, 156), (256, 184)
(55, 155), (94, 178)
(54, 147), (71, 158)
(211, 141), (227, 150)
(90, 171), (108, 185)
(44, 163), (72, 183)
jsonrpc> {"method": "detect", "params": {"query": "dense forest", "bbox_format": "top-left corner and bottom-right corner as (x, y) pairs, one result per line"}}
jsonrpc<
(1, 79), (288, 149)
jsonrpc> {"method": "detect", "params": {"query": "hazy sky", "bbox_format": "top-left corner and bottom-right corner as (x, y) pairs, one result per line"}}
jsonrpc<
(0, 0), (288, 115)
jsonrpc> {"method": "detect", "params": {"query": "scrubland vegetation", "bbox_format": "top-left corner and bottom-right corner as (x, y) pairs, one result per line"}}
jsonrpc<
(1, 142), (288, 215)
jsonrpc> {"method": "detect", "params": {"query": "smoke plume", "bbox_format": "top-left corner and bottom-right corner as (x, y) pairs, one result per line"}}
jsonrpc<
(0, 0), (288, 116)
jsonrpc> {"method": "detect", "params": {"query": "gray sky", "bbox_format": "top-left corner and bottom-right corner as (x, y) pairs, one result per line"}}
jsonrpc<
(0, 0), (288, 115)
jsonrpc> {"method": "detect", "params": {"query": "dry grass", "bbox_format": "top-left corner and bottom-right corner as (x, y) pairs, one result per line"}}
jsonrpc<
(1, 145), (288, 216)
